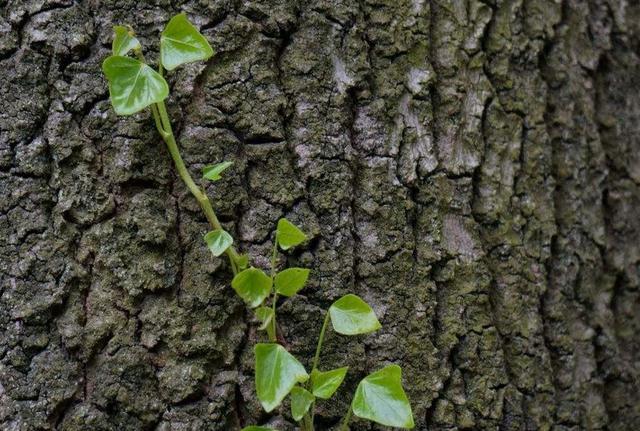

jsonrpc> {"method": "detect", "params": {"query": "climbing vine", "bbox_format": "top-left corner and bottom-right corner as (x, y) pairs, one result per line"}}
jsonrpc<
(102, 13), (414, 430)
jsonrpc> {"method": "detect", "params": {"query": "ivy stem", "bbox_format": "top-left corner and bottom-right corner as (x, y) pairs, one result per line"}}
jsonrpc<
(311, 311), (330, 373)
(302, 311), (331, 430)
(301, 415), (313, 431)
(268, 233), (279, 342)
(150, 99), (241, 274)
(339, 407), (353, 431)
(302, 410), (314, 431)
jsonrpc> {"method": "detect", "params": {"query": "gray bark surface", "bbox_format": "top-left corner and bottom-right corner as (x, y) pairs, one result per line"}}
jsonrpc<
(1, 0), (639, 430)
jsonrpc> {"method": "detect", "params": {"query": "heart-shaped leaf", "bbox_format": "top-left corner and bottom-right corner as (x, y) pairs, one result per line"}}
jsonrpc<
(328, 294), (381, 335)
(290, 386), (315, 421)
(102, 56), (169, 115)
(274, 268), (310, 297)
(112, 25), (140, 56)
(276, 218), (307, 250)
(254, 343), (309, 412)
(310, 366), (348, 399)
(352, 365), (414, 429)
(160, 13), (214, 71)
(241, 427), (276, 431)
(203, 161), (233, 182)
(255, 306), (274, 331)
(231, 267), (272, 308)
(204, 228), (233, 257)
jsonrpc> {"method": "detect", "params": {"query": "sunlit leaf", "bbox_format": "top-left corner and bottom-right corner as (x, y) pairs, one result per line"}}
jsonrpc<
(274, 268), (310, 297)
(254, 343), (309, 412)
(328, 294), (381, 335)
(290, 386), (315, 421)
(310, 367), (348, 399)
(102, 56), (169, 115)
(160, 13), (214, 71)
(112, 25), (140, 56)
(276, 218), (307, 250)
(231, 267), (272, 308)
(255, 306), (274, 331)
(351, 365), (414, 429)
(202, 161), (233, 182)
(204, 228), (233, 257)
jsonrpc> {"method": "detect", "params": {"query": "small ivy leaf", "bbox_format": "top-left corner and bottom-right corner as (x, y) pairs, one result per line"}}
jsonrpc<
(290, 386), (315, 421)
(236, 253), (250, 270)
(254, 343), (309, 412)
(276, 218), (307, 250)
(351, 364), (414, 429)
(112, 25), (140, 56)
(202, 161), (233, 182)
(310, 367), (348, 399)
(241, 427), (276, 431)
(204, 229), (233, 257)
(328, 294), (381, 335)
(231, 267), (272, 308)
(274, 268), (310, 297)
(102, 56), (169, 116)
(160, 13), (214, 71)
(255, 306), (274, 331)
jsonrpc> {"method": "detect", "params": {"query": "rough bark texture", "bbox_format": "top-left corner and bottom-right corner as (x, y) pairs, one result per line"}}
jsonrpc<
(1, 0), (639, 430)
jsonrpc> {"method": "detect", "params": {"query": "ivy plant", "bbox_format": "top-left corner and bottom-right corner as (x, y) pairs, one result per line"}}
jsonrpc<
(102, 13), (414, 431)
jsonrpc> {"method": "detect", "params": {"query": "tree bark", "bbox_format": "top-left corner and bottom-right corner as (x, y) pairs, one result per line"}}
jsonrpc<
(1, 0), (639, 430)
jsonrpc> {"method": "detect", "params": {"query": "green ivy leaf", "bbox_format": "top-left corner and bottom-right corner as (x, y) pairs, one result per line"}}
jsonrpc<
(236, 253), (250, 270)
(160, 13), (214, 71)
(352, 365), (414, 428)
(204, 229), (233, 257)
(102, 56), (169, 116)
(254, 343), (309, 412)
(112, 25), (141, 56)
(274, 268), (310, 297)
(276, 218), (307, 250)
(231, 267), (272, 308)
(255, 306), (274, 331)
(202, 161), (233, 182)
(310, 366), (348, 399)
(290, 386), (315, 421)
(241, 427), (276, 431)
(328, 294), (381, 335)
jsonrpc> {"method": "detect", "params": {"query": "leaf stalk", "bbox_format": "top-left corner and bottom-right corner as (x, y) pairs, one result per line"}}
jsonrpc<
(339, 407), (353, 431)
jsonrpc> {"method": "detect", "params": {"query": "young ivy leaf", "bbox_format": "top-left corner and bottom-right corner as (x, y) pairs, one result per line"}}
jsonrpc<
(202, 161), (233, 182)
(241, 427), (276, 431)
(310, 366), (348, 399)
(160, 13), (214, 71)
(255, 306), (274, 331)
(276, 218), (307, 250)
(236, 253), (250, 271)
(204, 229), (233, 257)
(290, 386), (315, 421)
(231, 267), (272, 308)
(351, 365), (415, 429)
(254, 343), (309, 412)
(102, 56), (169, 116)
(274, 268), (310, 297)
(112, 25), (140, 56)
(328, 294), (381, 335)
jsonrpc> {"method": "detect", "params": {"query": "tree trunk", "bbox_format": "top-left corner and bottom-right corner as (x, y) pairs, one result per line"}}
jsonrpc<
(1, 0), (639, 430)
